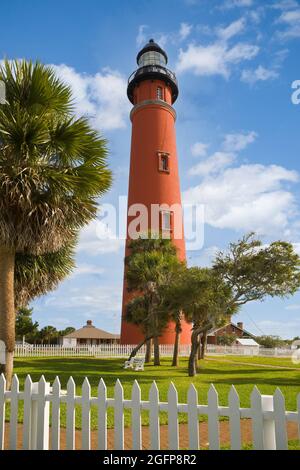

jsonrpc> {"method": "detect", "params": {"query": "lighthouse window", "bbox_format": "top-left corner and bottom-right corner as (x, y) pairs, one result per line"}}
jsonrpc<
(158, 152), (169, 172)
(157, 87), (163, 100)
(161, 211), (172, 231)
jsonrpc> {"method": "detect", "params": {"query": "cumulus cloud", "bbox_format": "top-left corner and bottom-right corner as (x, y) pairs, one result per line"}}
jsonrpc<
(221, 0), (254, 9)
(78, 220), (124, 255)
(216, 18), (246, 41)
(241, 65), (279, 84)
(222, 131), (258, 151)
(176, 40), (259, 78)
(189, 152), (236, 176)
(191, 142), (210, 158)
(136, 25), (148, 47)
(51, 64), (130, 131)
(179, 23), (193, 41)
(276, 7), (300, 38)
(183, 163), (299, 234)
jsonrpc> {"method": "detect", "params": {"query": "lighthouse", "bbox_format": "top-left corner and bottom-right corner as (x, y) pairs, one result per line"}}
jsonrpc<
(120, 39), (191, 345)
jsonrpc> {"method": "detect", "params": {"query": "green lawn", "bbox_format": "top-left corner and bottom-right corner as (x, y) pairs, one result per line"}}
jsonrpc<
(9, 356), (300, 431)
(210, 355), (300, 369)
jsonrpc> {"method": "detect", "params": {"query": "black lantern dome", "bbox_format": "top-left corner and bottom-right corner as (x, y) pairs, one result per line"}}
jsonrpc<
(127, 39), (178, 104)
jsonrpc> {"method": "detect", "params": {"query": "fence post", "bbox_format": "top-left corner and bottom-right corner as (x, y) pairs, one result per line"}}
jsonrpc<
(30, 380), (50, 450)
(261, 395), (276, 450)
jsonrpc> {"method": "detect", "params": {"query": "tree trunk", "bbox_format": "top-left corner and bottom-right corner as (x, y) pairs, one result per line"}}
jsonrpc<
(145, 338), (152, 363)
(188, 331), (200, 377)
(201, 330), (208, 359)
(172, 316), (182, 367)
(0, 247), (15, 389)
(197, 334), (202, 359)
(153, 336), (160, 366)
(128, 335), (153, 360)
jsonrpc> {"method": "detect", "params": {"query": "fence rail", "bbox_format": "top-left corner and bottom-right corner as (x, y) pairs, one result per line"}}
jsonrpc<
(13, 343), (295, 358)
(0, 374), (299, 450)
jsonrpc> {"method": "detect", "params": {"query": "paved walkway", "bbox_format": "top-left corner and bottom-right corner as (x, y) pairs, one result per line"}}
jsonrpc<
(4, 420), (299, 450)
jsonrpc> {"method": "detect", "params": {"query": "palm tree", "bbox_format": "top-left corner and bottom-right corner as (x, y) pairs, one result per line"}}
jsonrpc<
(14, 239), (76, 308)
(0, 60), (111, 385)
(126, 244), (182, 365)
(39, 325), (57, 345)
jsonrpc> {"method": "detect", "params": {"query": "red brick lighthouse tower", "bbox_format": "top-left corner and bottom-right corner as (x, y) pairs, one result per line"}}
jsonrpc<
(120, 39), (190, 344)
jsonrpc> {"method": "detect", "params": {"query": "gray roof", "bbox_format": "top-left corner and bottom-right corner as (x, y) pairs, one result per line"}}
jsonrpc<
(64, 321), (120, 340)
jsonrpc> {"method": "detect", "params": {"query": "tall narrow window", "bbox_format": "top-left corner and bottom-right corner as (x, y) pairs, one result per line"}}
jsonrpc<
(157, 86), (163, 100)
(161, 211), (172, 231)
(158, 152), (169, 173)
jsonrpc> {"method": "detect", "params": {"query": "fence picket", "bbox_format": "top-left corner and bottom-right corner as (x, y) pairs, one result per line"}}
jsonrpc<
(36, 376), (50, 450)
(81, 378), (91, 450)
(114, 380), (124, 450)
(149, 381), (160, 450)
(9, 375), (19, 450)
(97, 379), (107, 450)
(66, 377), (76, 450)
(273, 388), (288, 450)
(168, 382), (179, 450)
(0, 374), (6, 450)
(207, 384), (220, 450)
(131, 380), (142, 450)
(22, 375), (33, 449)
(228, 386), (241, 450)
(250, 386), (264, 450)
(51, 376), (61, 450)
(187, 384), (199, 450)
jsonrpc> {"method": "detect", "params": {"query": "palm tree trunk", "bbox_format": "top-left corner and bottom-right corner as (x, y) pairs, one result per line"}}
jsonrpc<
(0, 246), (15, 388)
(201, 330), (208, 359)
(172, 318), (181, 367)
(153, 336), (160, 366)
(145, 338), (152, 363)
(188, 331), (200, 377)
(129, 335), (153, 360)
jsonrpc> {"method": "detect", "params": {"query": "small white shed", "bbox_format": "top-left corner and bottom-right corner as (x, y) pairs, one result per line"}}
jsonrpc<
(235, 338), (260, 355)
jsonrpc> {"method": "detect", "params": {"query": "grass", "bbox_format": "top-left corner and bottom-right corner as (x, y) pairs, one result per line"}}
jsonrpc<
(210, 355), (300, 369)
(9, 355), (300, 431)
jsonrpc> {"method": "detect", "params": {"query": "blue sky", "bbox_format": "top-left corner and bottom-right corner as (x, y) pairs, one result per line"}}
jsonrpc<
(1, 0), (300, 338)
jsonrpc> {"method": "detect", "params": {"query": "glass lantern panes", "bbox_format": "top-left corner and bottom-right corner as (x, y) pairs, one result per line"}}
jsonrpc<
(138, 51), (167, 67)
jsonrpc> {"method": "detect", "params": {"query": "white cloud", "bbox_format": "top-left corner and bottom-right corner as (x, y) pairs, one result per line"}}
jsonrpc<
(216, 18), (246, 41)
(271, 0), (299, 9)
(191, 142), (210, 158)
(222, 0), (254, 9)
(256, 318), (300, 338)
(51, 64), (130, 131)
(189, 152), (236, 176)
(241, 66), (279, 84)
(179, 23), (193, 41)
(78, 220), (124, 255)
(136, 25), (148, 47)
(222, 131), (258, 151)
(45, 285), (122, 313)
(276, 8), (300, 38)
(71, 264), (104, 277)
(176, 41), (259, 78)
(285, 304), (300, 310)
(183, 163), (299, 234)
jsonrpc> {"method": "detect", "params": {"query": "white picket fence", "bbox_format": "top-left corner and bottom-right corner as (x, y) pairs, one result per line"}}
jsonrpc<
(14, 343), (295, 358)
(206, 345), (294, 358)
(0, 374), (299, 450)
(14, 344), (191, 358)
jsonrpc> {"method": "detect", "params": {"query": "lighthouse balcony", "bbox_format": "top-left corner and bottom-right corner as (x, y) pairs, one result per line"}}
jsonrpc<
(127, 65), (178, 104)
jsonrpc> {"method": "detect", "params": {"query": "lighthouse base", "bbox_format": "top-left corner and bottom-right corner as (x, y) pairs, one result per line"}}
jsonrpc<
(120, 319), (191, 345)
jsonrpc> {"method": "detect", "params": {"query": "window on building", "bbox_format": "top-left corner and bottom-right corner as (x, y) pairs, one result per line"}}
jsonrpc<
(158, 152), (169, 172)
(157, 86), (163, 100)
(161, 211), (172, 231)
